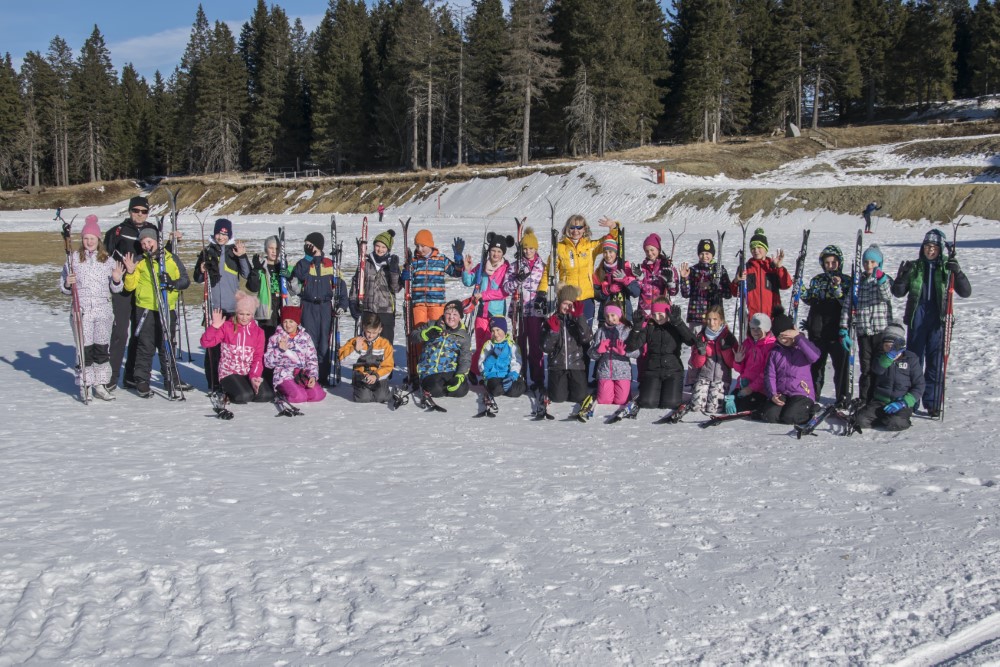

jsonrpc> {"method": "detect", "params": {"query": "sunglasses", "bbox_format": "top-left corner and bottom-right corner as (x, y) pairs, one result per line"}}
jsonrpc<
(569, 225), (585, 230)
(130, 208), (149, 214)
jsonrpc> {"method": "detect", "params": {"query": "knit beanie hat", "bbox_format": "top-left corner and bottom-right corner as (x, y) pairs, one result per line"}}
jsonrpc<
(557, 283), (581, 305)
(697, 238), (715, 256)
(488, 232), (515, 253)
(128, 196), (149, 211)
(234, 291), (259, 315)
(214, 218), (233, 238)
(749, 312), (772, 333)
(882, 322), (906, 349)
(305, 231), (325, 252)
(922, 229), (946, 256)
(415, 229), (435, 248)
(374, 229), (395, 251)
(862, 244), (884, 268)
(749, 227), (768, 252)
(819, 244), (843, 268)
(81, 214), (101, 238)
(490, 316), (508, 334)
(444, 299), (464, 315)
(603, 236), (620, 253)
(281, 305), (302, 324)
(771, 307), (794, 335)
(521, 227), (539, 250)
(138, 227), (158, 243)
(643, 233), (662, 251)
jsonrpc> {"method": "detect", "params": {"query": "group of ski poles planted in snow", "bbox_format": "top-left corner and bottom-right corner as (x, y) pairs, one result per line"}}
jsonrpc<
(58, 195), (972, 435)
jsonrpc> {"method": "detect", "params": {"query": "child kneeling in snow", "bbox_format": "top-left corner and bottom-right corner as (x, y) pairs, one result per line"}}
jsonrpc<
(626, 297), (697, 410)
(478, 316), (526, 398)
(264, 305), (325, 403)
(729, 311), (777, 416)
(853, 323), (924, 432)
(338, 312), (395, 403)
(200, 292), (274, 404)
(589, 304), (638, 405)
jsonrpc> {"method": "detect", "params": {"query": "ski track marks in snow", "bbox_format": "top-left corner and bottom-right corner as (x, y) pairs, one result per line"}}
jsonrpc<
(2, 212), (1000, 662)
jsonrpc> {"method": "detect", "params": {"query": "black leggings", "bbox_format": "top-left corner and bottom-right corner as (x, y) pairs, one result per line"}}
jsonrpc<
(221, 374), (275, 404)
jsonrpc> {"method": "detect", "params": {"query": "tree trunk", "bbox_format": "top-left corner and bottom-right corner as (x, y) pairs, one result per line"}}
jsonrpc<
(866, 75), (876, 122)
(796, 47), (803, 129)
(88, 120), (97, 182)
(811, 66), (821, 130)
(456, 36), (464, 167)
(425, 77), (432, 170)
(520, 78), (530, 167)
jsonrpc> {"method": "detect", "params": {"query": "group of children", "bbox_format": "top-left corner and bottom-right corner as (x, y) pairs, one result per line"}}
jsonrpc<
(60, 203), (972, 433)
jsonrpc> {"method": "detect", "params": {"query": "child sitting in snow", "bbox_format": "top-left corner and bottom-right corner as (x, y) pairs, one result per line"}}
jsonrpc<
(478, 316), (526, 398)
(263, 305), (325, 404)
(689, 304), (737, 413)
(762, 309), (821, 424)
(200, 292), (274, 404)
(588, 304), (639, 405)
(729, 311), (777, 416)
(853, 323), (924, 432)
(338, 312), (395, 403)
(625, 297), (697, 410)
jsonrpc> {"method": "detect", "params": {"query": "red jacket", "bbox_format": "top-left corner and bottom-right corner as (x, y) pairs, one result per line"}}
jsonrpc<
(731, 257), (792, 318)
(689, 325), (738, 371)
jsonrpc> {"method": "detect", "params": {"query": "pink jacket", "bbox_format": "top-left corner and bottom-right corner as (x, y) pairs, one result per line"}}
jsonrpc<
(200, 319), (266, 380)
(733, 332), (776, 394)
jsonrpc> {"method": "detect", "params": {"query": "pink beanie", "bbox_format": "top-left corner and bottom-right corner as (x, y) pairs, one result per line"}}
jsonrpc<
(643, 233), (661, 251)
(81, 215), (101, 238)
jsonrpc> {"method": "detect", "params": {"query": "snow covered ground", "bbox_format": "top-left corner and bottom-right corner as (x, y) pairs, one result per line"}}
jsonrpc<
(1, 149), (1000, 664)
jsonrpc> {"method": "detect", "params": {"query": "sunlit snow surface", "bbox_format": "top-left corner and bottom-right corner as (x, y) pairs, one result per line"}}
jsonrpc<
(1, 142), (999, 664)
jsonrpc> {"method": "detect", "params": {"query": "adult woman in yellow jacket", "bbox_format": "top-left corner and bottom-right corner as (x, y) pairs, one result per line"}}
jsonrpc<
(538, 215), (618, 327)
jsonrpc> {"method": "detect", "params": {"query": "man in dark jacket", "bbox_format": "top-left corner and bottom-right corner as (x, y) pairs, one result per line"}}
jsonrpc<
(854, 323), (924, 431)
(891, 228), (971, 416)
(103, 196), (159, 391)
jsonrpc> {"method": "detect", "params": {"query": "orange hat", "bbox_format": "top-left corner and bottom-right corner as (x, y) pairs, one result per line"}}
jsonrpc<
(415, 229), (434, 247)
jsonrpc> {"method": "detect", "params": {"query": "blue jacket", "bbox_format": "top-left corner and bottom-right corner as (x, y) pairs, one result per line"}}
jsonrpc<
(478, 337), (522, 379)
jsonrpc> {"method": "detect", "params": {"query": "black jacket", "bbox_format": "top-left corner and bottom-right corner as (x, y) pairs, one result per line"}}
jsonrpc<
(626, 314), (697, 374)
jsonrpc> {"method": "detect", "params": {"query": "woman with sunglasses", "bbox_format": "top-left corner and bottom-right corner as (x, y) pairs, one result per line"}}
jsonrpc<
(539, 214), (619, 329)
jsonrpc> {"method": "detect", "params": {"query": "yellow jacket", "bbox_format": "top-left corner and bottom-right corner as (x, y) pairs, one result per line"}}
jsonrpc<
(337, 334), (395, 379)
(124, 251), (182, 311)
(539, 232), (615, 301)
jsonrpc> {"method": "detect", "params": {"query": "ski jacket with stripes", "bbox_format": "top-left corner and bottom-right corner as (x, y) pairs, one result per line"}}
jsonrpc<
(463, 259), (511, 319)
(337, 334), (395, 380)
(194, 243), (250, 315)
(411, 249), (462, 305)
(292, 255), (348, 309)
(200, 318), (266, 380)
(264, 327), (320, 386)
(351, 253), (402, 315)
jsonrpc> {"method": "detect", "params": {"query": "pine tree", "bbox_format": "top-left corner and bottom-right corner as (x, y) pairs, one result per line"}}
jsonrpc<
(504, 0), (559, 165)
(191, 21), (248, 173)
(146, 71), (175, 175)
(804, 0), (860, 125)
(175, 5), (213, 172)
(889, 0), (956, 109)
(276, 18), (311, 171)
(968, 0), (1000, 95)
(0, 54), (21, 190)
(19, 52), (51, 187)
(311, 0), (370, 173)
(70, 26), (119, 182)
(45, 37), (74, 186)
(854, 0), (901, 121)
(738, 0), (797, 134)
(112, 64), (148, 179)
(464, 0), (511, 162)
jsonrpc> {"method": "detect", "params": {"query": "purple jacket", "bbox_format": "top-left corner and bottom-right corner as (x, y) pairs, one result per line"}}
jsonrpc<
(764, 335), (820, 399)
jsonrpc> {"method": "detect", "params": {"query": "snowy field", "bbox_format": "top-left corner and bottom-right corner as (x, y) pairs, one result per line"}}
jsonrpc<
(1, 153), (1000, 664)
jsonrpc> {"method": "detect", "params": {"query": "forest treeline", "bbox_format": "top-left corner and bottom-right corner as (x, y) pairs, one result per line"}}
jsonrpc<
(1, 0), (999, 190)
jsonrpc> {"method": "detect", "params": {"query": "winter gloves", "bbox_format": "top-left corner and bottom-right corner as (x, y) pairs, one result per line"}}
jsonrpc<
(724, 395), (737, 415)
(547, 314), (561, 333)
(533, 292), (548, 311)
(421, 325), (443, 341)
(883, 400), (906, 415)
(503, 372), (519, 393)
(946, 256), (961, 273)
(839, 328), (852, 352)
(447, 373), (466, 392)
(451, 237), (465, 263)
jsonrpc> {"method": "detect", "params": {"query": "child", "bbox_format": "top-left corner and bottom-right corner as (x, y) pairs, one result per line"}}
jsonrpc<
(762, 310), (821, 424)
(626, 297), (697, 410)
(853, 323), (924, 432)
(635, 233), (679, 319)
(408, 229), (464, 327)
(589, 304), (639, 405)
(503, 227), (546, 390)
(264, 305), (325, 404)
(541, 284), (593, 404)
(194, 218), (250, 389)
(593, 236), (640, 324)
(478, 316), (526, 398)
(840, 244), (894, 403)
(688, 304), (738, 413)
(122, 227), (192, 398)
(679, 238), (732, 327)
(731, 228), (791, 319)
(337, 312), (395, 403)
(60, 214), (125, 400)
(200, 292), (274, 404)
(730, 312), (777, 415)
(351, 229), (402, 345)
(245, 235), (284, 342)
(463, 232), (515, 381)
(292, 231), (349, 385)
(891, 229), (972, 416)
(803, 244), (850, 406)
(412, 299), (472, 398)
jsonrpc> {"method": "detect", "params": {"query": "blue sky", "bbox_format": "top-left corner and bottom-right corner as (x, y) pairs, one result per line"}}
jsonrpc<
(3, 1), (676, 82)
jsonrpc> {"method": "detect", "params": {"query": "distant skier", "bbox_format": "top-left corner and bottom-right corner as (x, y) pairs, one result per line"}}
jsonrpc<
(863, 202), (881, 234)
